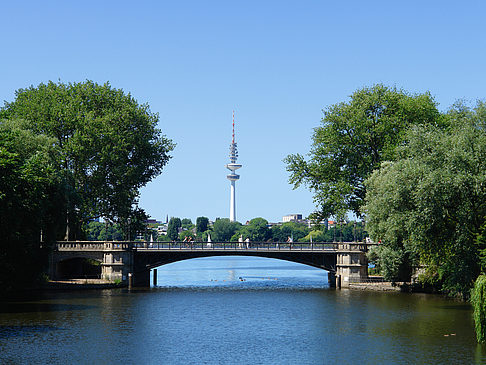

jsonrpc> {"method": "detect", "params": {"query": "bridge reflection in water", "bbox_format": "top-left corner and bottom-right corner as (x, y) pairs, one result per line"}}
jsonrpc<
(51, 241), (371, 288)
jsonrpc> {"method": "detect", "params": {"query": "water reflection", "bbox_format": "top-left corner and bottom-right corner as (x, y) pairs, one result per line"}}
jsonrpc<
(0, 256), (481, 364)
(0, 325), (61, 339)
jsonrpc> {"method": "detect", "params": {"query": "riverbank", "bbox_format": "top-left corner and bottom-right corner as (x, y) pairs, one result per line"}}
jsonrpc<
(349, 281), (402, 291)
(45, 279), (124, 290)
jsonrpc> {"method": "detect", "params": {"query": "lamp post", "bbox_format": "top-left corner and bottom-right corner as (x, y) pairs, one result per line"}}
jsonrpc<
(127, 217), (131, 242)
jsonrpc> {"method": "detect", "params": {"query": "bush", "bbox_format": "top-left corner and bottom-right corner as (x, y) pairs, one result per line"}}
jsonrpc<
(472, 275), (486, 343)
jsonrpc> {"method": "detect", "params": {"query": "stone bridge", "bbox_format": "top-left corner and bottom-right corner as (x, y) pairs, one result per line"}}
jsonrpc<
(50, 241), (371, 288)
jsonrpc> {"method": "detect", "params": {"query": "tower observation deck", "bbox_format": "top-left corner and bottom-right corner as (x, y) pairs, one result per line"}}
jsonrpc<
(226, 111), (242, 222)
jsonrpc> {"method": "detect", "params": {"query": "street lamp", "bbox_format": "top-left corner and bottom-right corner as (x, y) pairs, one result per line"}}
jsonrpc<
(127, 217), (131, 242)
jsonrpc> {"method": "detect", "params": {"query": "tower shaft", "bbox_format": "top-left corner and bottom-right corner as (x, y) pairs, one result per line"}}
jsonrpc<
(230, 180), (236, 222)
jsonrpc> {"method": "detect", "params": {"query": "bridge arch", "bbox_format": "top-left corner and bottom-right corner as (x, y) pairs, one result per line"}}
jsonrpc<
(143, 253), (335, 273)
(56, 257), (102, 280)
(132, 250), (337, 287)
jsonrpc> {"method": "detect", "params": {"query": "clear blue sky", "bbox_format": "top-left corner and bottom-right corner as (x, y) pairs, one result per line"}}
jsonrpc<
(1, 1), (485, 223)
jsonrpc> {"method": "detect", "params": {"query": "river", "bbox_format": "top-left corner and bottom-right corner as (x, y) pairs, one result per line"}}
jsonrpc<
(0, 256), (484, 364)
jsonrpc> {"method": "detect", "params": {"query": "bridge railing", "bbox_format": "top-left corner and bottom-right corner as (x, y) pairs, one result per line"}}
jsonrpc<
(132, 241), (356, 251)
(56, 241), (133, 251)
(56, 241), (374, 252)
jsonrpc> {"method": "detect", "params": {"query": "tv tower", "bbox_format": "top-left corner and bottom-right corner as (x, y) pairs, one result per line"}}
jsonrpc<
(226, 111), (242, 222)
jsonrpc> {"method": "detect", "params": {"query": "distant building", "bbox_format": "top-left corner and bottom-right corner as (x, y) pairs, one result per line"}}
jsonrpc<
(282, 214), (303, 223)
(157, 225), (168, 235)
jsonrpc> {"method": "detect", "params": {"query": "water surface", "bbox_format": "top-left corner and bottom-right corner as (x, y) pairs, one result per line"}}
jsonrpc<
(0, 256), (483, 364)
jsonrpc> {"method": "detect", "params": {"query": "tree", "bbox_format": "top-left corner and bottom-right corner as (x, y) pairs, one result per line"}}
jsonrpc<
(271, 221), (309, 242)
(238, 218), (271, 242)
(285, 84), (441, 220)
(365, 102), (486, 295)
(181, 218), (194, 230)
(472, 275), (486, 343)
(0, 121), (65, 294)
(86, 221), (104, 240)
(1, 80), (175, 236)
(167, 218), (182, 241)
(196, 216), (209, 234)
(211, 218), (241, 241)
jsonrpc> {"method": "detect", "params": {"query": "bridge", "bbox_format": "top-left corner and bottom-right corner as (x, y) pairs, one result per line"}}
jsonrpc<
(50, 241), (371, 288)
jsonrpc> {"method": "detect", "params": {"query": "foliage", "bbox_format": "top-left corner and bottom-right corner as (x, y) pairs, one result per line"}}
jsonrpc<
(0, 121), (65, 294)
(285, 84), (441, 220)
(367, 245), (413, 282)
(472, 275), (486, 343)
(271, 221), (309, 242)
(323, 222), (364, 242)
(196, 216), (209, 234)
(476, 219), (486, 272)
(167, 217), (182, 241)
(365, 102), (486, 296)
(211, 218), (241, 241)
(179, 230), (195, 241)
(237, 218), (271, 242)
(301, 230), (327, 242)
(85, 221), (125, 241)
(181, 218), (194, 230)
(1, 80), (175, 234)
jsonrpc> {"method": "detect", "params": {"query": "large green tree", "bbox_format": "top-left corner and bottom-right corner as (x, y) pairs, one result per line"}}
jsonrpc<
(196, 216), (209, 234)
(365, 102), (486, 296)
(237, 218), (271, 242)
(1, 80), (175, 237)
(211, 218), (241, 241)
(285, 85), (441, 220)
(167, 217), (182, 241)
(0, 121), (65, 293)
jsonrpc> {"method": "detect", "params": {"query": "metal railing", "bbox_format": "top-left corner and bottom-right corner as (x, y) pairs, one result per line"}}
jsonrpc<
(56, 241), (373, 252)
(132, 241), (338, 251)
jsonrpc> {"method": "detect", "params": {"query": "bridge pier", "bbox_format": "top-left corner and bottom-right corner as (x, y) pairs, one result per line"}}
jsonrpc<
(153, 269), (158, 286)
(101, 242), (132, 283)
(133, 270), (150, 287)
(335, 243), (368, 287)
(328, 271), (336, 288)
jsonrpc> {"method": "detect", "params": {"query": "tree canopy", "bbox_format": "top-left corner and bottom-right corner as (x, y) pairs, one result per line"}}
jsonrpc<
(236, 218), (271, 242)
(285, 84), (441, 220)
(0, 121), (65, 293)
(365, 101), (486, 296)
(1, 80), (175, 235)
(167, 217), (182, 241)
(211, 218), (241, 241)
(196, 216), (209, 234)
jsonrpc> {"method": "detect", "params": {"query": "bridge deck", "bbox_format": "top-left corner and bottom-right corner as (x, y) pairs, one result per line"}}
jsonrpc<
(56, 241), (371, 253)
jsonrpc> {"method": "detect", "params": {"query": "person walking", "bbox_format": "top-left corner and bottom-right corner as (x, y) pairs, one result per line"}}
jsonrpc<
(286, 236), (293, 249)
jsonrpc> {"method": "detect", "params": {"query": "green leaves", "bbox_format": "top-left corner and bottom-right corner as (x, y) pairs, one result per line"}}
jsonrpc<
(2, 80), (175, 227)
(472, 275), (486, 343)
(285, 84), (440, 220)
(365, 103), (486, 296)
(0, 121), (65, 294)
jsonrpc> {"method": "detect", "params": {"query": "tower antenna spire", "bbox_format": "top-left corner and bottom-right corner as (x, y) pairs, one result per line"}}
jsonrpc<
(232, 110), (235, 144)
(226, 110), (242, 222)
